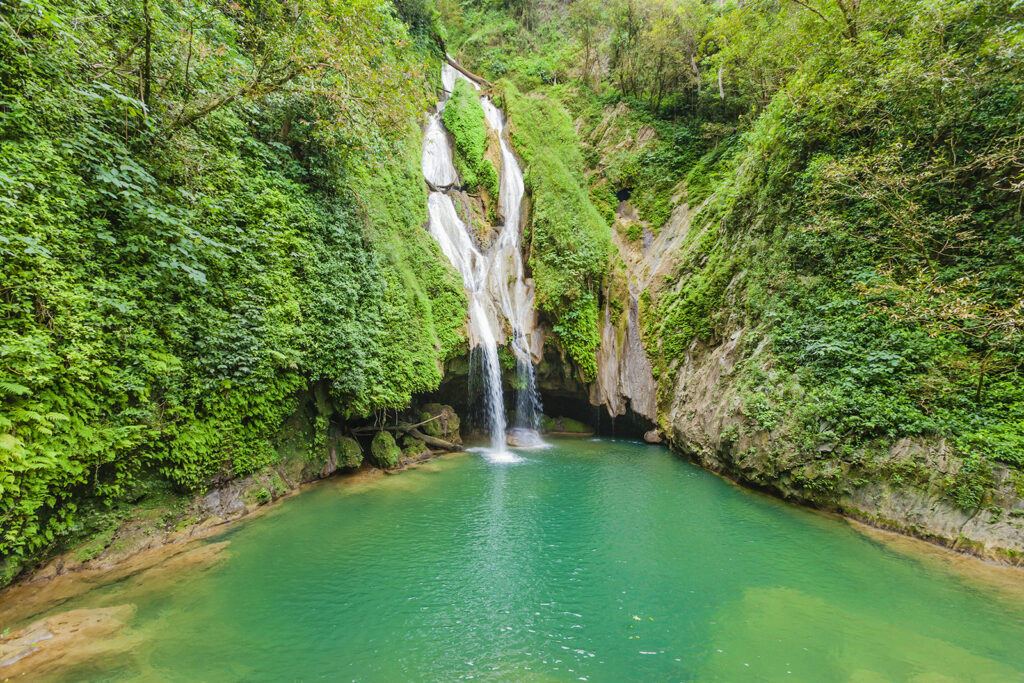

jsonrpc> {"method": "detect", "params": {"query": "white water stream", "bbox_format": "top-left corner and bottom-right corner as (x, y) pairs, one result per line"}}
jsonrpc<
(422, 64), (544, 459)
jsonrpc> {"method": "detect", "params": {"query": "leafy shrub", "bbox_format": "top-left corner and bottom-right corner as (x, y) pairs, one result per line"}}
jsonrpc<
(443, 80), (499, 197)
(0, 0), (465, 562)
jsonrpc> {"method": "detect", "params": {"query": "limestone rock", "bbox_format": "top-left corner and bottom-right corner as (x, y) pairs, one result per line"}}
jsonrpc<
(0, 605), (139, 678)
(507, 428), (544, 447)
(644, 429), (663, 444)
(591, 290), (658, 423)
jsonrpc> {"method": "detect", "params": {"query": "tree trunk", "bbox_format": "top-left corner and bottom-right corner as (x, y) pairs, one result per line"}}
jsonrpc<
(406, 427), (463, 452)
(445, 54), (492, 89)
(142, 0), (152, 108)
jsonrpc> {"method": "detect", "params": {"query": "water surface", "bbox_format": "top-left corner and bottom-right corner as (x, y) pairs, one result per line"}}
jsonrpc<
(49, 439), (1024, 680)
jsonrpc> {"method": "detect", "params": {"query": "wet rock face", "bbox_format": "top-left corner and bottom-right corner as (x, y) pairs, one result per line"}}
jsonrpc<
(592, 291), (657, 423)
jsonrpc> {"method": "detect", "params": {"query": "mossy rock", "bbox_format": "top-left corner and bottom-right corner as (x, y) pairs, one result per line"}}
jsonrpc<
(371, 431), (402, 469)
(401, 435), (429, 461)
(337, 436), (363, 469)
(74, 525), (118, 563)
(420, 403), (462, 444)
(245, 487), (272, 506)
(540, 415), (593, 435)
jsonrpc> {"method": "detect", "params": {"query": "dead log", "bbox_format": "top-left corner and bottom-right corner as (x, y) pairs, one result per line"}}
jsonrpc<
(351, 415), (463, 452)
(405, 427), (463, 452)
(445, 54), (492, 89)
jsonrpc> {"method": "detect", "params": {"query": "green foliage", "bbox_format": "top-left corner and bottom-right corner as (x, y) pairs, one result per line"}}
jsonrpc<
(0, 0), (464, 561)
(642, 0), (1024, 505)
(442, 80), (499, 196)
(248, 488), (273, 506)
(370, 431), (401, 469)
(442, 2), (577, 90)
(951, 455), (991, 511)
(500, 81), (611, 379)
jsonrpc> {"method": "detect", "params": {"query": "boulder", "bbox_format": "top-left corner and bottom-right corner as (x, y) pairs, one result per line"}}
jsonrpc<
(420, 403), (462, 444)
(336, 436), (363, 469)
(371, 431), (401, 469)
(644, 429), (663, 444)
(507, 427), (544, 448)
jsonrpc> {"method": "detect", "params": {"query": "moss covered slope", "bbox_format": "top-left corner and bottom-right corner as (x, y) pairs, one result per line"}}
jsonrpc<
(442, 80), (499, 198)
(0, 0), (466, 566)
(500, 81), (612, 380)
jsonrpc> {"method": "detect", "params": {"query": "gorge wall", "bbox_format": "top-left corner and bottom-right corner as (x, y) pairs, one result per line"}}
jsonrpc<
(2, 0), (1023, 584)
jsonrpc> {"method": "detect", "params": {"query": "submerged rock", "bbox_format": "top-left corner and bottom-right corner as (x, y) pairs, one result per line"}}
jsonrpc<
(0, 605), (139, 678)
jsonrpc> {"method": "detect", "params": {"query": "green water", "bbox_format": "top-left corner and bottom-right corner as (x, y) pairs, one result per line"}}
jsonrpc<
(51, 439), (1024, 680)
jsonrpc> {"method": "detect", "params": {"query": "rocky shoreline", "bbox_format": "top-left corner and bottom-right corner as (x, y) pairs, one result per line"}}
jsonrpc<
(590, 193), (1024, 570)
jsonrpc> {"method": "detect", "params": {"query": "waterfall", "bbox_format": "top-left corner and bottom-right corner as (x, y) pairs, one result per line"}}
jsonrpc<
(421, 63), (544, 456)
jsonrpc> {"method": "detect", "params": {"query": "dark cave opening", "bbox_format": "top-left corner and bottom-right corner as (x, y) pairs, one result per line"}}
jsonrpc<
(422, 350), (656, 442)
(538, 389), (654, 439)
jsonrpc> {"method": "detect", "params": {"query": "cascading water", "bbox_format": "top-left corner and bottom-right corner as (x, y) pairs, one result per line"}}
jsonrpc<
(421, 62), (544, 458)
(478, 97), (543, 446)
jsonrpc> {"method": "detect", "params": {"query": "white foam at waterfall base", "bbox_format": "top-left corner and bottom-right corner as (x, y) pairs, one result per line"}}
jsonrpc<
(469, 446), (525, 464)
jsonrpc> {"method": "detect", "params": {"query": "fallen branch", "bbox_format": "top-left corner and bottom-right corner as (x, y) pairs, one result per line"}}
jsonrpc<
(445, 53), (492, 89)
(405, 427), (463, 452)
(352, 414), (441, 433)
(349, 416), (463, 451)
